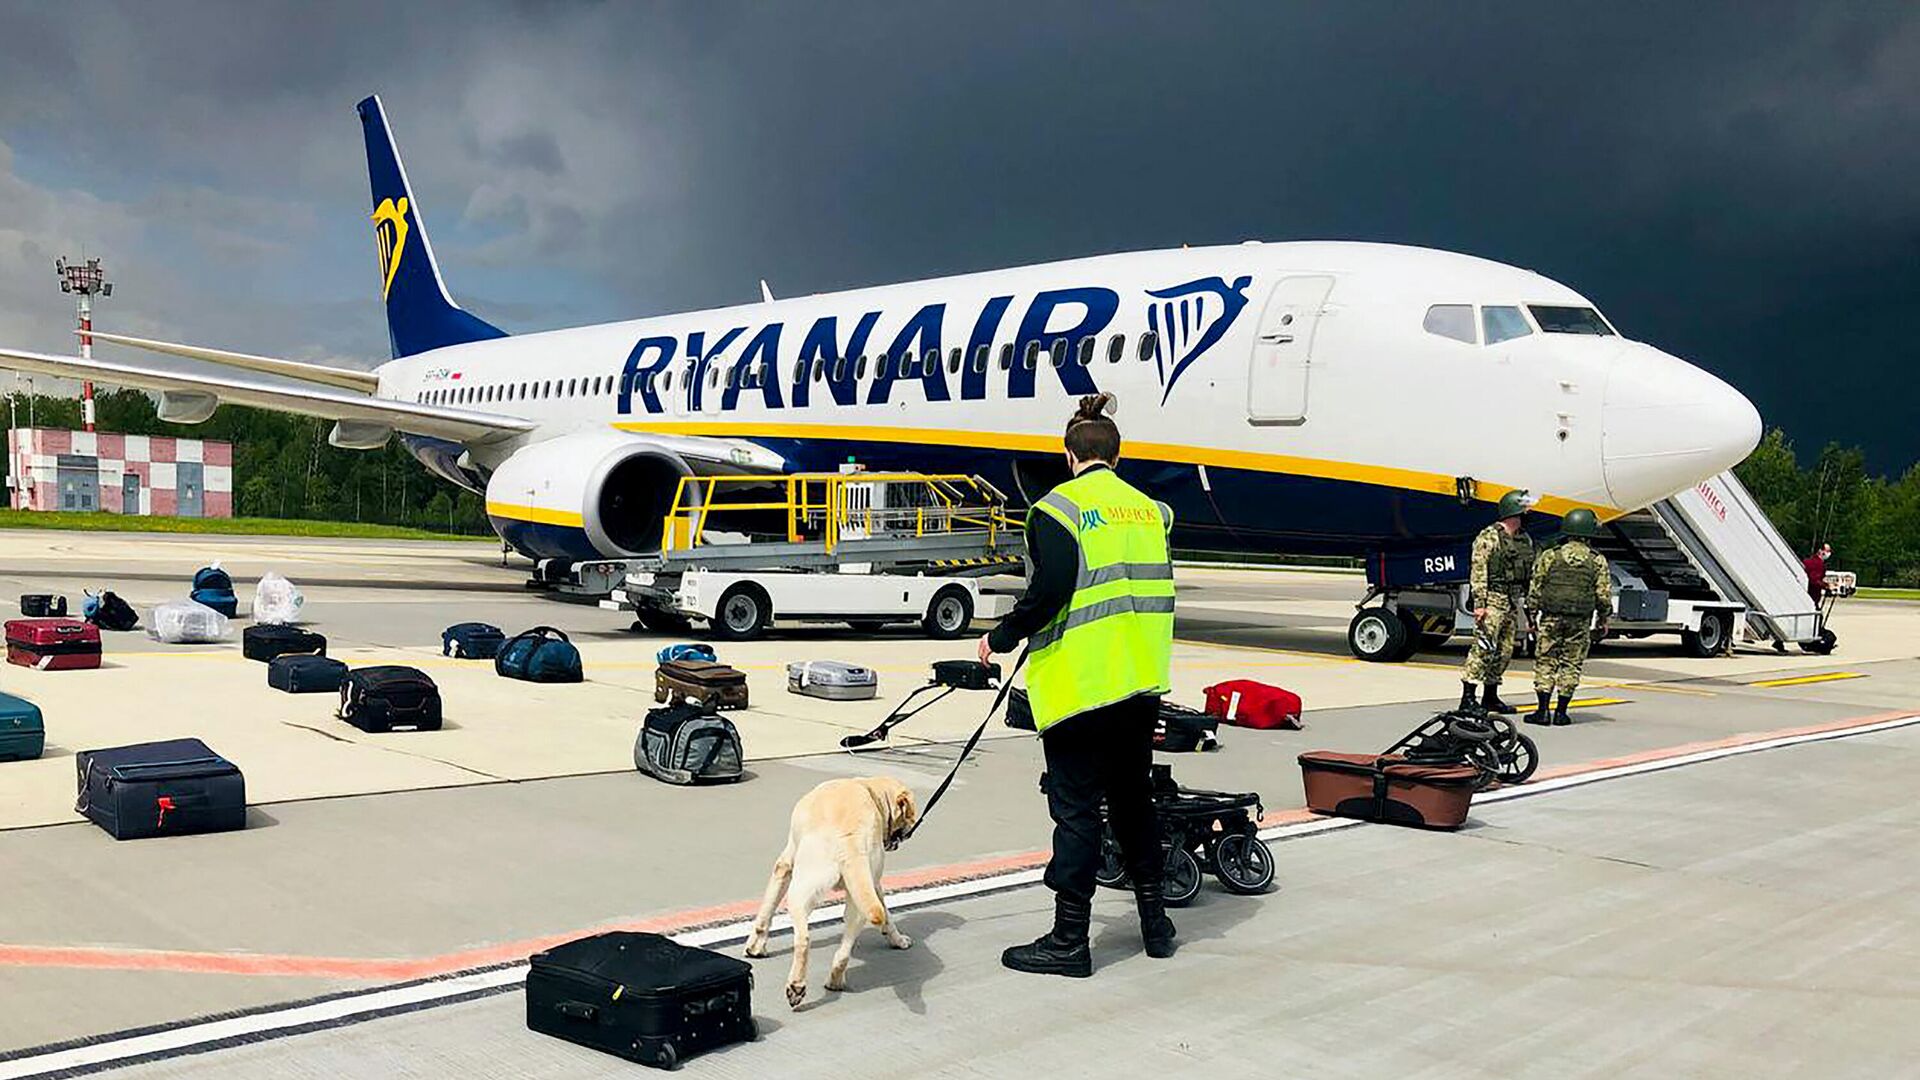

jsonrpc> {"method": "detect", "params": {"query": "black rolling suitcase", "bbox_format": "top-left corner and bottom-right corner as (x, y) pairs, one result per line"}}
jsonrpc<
(527, 931), (756, 1069)
(338, 665), (442, 732)
(75, 738), (247, 840)
(267, 654), (349, 694)
(242, 624), (327, 662)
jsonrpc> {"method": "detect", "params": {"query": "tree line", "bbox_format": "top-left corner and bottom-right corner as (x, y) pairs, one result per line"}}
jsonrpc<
(1, 389), (492, 535)
(1735, 430), (1920, 587)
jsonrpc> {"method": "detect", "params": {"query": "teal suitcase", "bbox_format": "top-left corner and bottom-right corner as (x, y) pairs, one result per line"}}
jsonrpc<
(0, 691), (44, 760)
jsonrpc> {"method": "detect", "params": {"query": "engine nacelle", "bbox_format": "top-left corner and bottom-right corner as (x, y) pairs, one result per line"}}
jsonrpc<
(484, 431), (694, 560)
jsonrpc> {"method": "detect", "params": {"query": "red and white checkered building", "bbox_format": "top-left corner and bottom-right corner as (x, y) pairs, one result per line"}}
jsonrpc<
(8, 428), (232, 517)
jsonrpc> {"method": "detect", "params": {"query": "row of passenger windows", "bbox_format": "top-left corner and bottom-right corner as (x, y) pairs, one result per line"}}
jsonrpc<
(418, 331), (1162, 407)
(1422, 303), (1614, 346)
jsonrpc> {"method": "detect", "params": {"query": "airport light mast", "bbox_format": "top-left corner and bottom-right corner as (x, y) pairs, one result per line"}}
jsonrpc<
(55, 256), (113, 433)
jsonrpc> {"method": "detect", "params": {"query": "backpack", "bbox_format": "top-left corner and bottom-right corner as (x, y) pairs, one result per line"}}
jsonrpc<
(84, 591), (140, 632)
(495, 626), (584, 683)
(633, 704), (744, 785)
(656, 642), (717, 664)
(190, 565), (238, 618)
(442, 622), (505, 659)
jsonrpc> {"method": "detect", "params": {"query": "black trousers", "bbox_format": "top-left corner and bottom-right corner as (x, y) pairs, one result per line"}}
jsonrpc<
(1041, 693), (1163, 903)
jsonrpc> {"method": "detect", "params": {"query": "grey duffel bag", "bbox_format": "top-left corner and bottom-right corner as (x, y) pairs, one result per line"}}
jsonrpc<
(634, 704), (744, 785)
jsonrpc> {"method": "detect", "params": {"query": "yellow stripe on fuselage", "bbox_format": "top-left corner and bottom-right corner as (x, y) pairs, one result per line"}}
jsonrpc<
(484, 501), (584, 528)
(609, 420), (1616, 518)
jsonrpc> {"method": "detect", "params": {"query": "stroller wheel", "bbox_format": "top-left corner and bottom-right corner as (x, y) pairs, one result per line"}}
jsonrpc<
(1212, 833), (1276, 895)
(1164, 847), (1203, 907)
(1495, 732), (1540, 785)
(1462, 742), (1502, 790)
(1094, 834), (1131, 890)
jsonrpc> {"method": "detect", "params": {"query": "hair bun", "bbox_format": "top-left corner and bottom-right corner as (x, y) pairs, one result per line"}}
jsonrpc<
(1075, 392), (1116, 421)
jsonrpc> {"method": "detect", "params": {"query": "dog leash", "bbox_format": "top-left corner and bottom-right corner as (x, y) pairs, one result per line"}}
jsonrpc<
(899, 648), (1028, 843)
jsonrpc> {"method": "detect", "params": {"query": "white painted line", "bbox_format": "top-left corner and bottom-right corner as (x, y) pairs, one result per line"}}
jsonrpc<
(6, 711), (1913, 1078)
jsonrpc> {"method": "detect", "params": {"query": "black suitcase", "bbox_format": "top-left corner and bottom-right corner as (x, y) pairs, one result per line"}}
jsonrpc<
(242, 624), (327, 662)
(527, 931), (756, 1069)
(267, 654), (349, 694)
(20, 594), (66, 618)
(75, 737), (247, 840)
(442, 621), (505, 659)
(338, 665), (442, 732)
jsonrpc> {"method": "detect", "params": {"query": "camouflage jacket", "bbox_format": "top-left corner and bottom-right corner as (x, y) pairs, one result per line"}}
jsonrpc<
(1529, 538), (1612, 618)
(1470, 524), (1534, 605)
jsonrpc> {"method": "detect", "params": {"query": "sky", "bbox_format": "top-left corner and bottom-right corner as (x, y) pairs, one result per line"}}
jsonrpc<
(0, 2), (1913, 471)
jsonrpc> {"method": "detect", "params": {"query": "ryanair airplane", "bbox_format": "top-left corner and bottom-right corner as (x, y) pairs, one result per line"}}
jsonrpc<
(0, 96), (1761, 564)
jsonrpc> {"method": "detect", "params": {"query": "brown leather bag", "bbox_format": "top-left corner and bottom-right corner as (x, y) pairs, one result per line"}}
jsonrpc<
(1297, 751), (1478, 829)
(654, 659), (750, 711)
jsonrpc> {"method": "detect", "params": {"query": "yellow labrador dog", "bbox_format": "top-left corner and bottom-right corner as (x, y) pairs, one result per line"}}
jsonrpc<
(744, 776), (917, 1007)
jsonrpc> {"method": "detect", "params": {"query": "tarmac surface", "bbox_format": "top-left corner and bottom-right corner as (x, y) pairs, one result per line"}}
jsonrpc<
(0, 529), (1916, 1078)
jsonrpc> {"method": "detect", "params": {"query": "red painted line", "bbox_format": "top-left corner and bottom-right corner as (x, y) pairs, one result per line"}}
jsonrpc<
(1, 708), (1910, 980)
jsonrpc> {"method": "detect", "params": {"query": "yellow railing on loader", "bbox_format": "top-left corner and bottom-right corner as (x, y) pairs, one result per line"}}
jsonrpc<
(660, 472), (1018, 556)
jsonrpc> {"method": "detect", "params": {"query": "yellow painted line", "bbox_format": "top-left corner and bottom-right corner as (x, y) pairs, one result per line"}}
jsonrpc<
(1749, 671), (1866, 689)
(484, 501), (584, 528)
(1597, 681), (1717, 698)
(1566, 697), (1630, 708)
(612, 420), (1615, 518)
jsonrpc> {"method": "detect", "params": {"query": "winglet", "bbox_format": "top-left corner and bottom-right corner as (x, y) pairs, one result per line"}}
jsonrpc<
(759, 279), (775, 303)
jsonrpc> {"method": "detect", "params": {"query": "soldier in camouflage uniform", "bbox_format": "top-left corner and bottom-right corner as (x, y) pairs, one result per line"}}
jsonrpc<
(1460, 490), (1536, 714)
(1525, 508), (1613, 726)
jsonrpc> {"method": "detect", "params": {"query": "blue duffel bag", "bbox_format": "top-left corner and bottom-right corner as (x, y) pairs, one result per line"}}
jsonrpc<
(496, 626), (584, 683)
(656, 642), (717, 664)
(190, 565), (239, 618)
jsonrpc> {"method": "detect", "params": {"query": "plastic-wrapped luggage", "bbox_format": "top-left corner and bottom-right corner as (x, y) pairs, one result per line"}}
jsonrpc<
(786, 660), (878, 701)
(251, 572), (305, 625)
(148, 600), (231, 644)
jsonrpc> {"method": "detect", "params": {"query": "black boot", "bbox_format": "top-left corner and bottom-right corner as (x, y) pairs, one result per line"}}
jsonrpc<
(1552, 695), (1573, 726)
(1458, 682), (1479, 713)
(1002, 894), (1092, 977)
(1135, 880), (1177, 959)
(1481, 683), (1517, 715)
(1524, 690), (1552, 726)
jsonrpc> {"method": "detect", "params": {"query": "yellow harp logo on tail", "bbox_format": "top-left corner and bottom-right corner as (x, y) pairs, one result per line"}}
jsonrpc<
(371, 196), (410, 300)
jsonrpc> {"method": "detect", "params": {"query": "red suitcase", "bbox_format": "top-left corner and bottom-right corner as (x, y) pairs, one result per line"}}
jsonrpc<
(1297, 750), (1478, 829)
(1204, 680), (1302, 729)
(6, 618), (103, 671)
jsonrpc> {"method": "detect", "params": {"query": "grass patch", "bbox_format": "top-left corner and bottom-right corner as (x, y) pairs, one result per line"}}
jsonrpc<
(0, 509), (492, 543)
(1857, 587), (1920, 601)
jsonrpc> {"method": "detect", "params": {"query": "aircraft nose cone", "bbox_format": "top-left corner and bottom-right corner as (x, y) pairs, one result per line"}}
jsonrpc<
(1601, 344), (1762, 511)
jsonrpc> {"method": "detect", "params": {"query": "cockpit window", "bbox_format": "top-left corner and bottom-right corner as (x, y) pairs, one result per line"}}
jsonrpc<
(1423, 304), (1476, 344)
(1529, 305), (1614, 335)
(1482, 305), (1532, 345)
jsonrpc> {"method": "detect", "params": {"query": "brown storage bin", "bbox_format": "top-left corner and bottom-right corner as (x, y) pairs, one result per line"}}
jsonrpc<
(654, 659), (750, 711)
(1298, 751), (1477, 829)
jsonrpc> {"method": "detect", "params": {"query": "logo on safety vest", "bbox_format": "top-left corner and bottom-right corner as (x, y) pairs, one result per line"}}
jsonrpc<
(372, 196), (411, 300)
(1080, 509), (1108, 531)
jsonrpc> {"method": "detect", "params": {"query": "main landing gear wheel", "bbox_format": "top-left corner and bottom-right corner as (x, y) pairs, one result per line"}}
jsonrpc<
(1210, 833), (1276, 894)
(922, 587), (974, 640)
(1348, 607), (1410, 662)
(1682, 610), (1732, 658)
(710, 584), (770, 642)
(1163, 846), (1203, 907)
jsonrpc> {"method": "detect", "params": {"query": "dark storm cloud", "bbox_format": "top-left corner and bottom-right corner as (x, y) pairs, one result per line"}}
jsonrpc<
(0, 2), (1912, 467)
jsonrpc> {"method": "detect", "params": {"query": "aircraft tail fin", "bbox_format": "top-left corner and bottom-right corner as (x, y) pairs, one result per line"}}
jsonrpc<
(355, 95), (507, 358)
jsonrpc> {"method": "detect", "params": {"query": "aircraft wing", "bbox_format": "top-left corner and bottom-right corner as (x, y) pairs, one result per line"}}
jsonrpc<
(82, 331), (382, 393)
(0, 346), (532, 445)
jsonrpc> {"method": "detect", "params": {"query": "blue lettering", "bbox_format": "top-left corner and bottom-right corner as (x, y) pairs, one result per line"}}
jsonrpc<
(1009, 287), (1116, 398)
(724, 323), (784, 411)
(795, 311), (879, 408)
(617, 336), (677, 416)
(960, 295), (1013, 401)
(684, 327), (746, 411)
(868, 303), (950, 405)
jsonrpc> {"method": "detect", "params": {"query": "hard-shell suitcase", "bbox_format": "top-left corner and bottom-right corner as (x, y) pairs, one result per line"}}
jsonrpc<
(654, 659), (749, 710)
(634, 704), (745, 785)
(6, 618), (103, 670)
(267, 654), (349, 694)
(442, 621), (505, 659)
(786, 659), (878, 701)
(338, 665), (442, 732)
(242, 624), (327, 663)
(75, 737), (247, 840)
(20, 594), (66, 618)
(526, 931), (756, 1069)
(0, 691), (45, 761)
(1297, 751), (1478, 829)
(1204, 680), (1303, 730)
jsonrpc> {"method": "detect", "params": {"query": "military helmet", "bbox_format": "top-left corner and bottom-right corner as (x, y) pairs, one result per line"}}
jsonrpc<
(1561, 507), (1603, 538)
(1494, 490), (1534, 520)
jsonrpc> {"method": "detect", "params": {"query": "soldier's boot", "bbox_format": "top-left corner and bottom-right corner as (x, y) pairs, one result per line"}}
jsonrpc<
(1552, 695), (1574, 726)
(1002, 894), (1093, 978)
(1458, 682), (1480, 713)
(1524, 690), (1553, 726)
(1136, 881), (1177, 959)
(1481, 683), (1518, 715)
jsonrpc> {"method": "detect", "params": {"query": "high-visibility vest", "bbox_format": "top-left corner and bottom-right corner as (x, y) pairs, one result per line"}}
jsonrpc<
(1024, 468), (1175, 731)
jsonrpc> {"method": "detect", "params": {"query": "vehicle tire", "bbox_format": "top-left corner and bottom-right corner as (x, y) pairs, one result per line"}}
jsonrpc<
(1348, 607), (1409, 662)
(635, 610), (693, 635)
(1094, 834), (1130, 890)
(1211, 833), (1276, 895)
(1681, 610), (1731, 658)
(1163, 846), (1203, 907)
(710, 585), (770, 642)
(921, 587), (974, 640)
(1803, 628), (1838, 655)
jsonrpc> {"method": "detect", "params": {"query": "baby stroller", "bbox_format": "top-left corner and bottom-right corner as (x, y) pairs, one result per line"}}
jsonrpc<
(1090, 764), (1275, 906)
(1384, 710), (1539, 791)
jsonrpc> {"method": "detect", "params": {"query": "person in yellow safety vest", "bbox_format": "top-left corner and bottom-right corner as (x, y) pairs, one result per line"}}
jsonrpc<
(979, 392), (1177, 978)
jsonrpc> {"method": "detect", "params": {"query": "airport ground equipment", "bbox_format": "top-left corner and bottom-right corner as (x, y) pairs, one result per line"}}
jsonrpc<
(1093, 764), (1275, 905)
(840, 660), (1001, 751)
(1346, 470), (1831, 661)
(1383, 710), (1538, 790)
(579, 471), (1024, 641)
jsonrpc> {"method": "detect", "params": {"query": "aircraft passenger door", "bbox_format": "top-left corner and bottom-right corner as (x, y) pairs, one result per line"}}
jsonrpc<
(1246, 275), (1334, 425)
